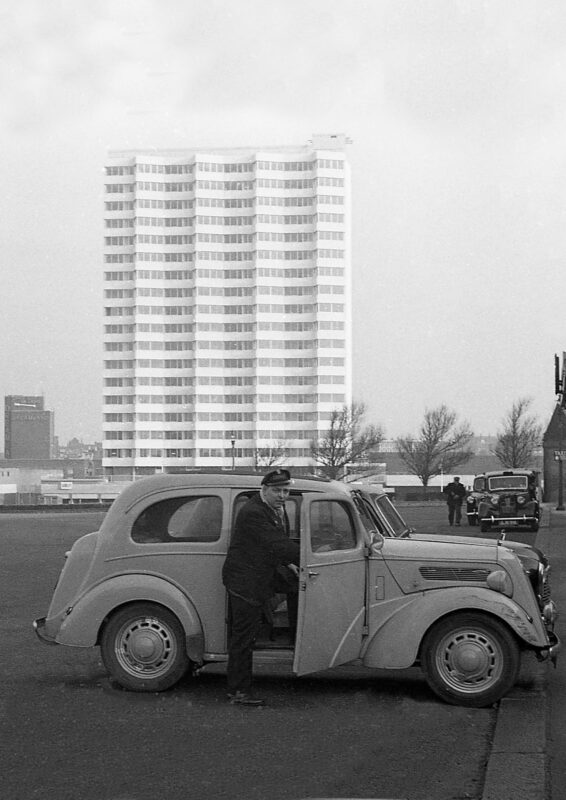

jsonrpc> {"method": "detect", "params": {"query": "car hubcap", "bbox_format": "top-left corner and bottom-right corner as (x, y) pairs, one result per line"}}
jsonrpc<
(437, 630), (502, 692)
(116, 616), (177, 677)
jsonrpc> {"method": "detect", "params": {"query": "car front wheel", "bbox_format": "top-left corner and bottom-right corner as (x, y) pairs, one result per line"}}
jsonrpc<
(421, 613), (520, 707)
(101, 603), (190, 692)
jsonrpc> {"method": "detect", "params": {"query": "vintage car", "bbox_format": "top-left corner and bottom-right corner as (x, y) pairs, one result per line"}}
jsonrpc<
(474, 470), (541, 533)
(466, 475), (486, 526)
(34, 472), (559, 708)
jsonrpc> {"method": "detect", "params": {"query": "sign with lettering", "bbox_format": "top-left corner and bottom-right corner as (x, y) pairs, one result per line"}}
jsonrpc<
(554, 451), (566, 460)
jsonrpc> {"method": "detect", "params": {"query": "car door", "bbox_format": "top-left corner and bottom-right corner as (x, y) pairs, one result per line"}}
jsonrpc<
(293, 493), (367, 676)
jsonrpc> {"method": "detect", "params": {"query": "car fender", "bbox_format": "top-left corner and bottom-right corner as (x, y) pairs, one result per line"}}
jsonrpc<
(56, 573), (203, 657)
(361, 587), (547, 670)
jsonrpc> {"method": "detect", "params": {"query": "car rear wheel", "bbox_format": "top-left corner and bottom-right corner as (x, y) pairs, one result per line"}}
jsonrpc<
(421, 613), (520, 707)
(101, 603), (190, 692)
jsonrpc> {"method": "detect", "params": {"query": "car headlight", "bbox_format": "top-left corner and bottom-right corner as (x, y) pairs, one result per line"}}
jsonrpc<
(486, 569), (513, 597)
(467, 495), (474, 503)
(517, 495), (526, 505)
(489, 494), (500, 504)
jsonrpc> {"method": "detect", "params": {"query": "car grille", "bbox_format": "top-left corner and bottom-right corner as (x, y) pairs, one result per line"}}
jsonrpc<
(528, 565), (552, 610)
(499, 494), (517, 515)
(541, 572), (551, 606)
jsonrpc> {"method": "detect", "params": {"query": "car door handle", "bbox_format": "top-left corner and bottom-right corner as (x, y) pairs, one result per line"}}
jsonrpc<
(308, 571), (319, 578)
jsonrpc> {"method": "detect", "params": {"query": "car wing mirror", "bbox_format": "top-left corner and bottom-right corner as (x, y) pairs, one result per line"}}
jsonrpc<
(370, 531), (385, 553)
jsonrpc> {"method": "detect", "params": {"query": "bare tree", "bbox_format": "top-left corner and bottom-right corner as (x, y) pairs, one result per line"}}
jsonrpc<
(396, 405), (473, 490)
(311, 402), (384, 480)
(254, 440), (288, 468)
(493, 398), (542, 468)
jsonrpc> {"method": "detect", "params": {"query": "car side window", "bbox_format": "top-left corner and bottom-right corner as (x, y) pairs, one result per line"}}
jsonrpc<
(132, 495), (223, 543)
(310, 499), (357, 552)
(233, 491), (299, 538)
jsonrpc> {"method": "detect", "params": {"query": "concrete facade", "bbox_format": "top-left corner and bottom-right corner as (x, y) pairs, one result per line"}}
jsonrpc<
(103, 134), (352, 478)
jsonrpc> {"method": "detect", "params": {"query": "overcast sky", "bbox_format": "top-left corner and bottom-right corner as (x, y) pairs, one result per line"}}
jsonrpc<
(2, 0), (566, 444)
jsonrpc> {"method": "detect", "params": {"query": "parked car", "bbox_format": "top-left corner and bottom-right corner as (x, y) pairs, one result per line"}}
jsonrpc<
(474, 469), (541, 533)
(466, 475), (487, 526)
(34, 472), (559, 707)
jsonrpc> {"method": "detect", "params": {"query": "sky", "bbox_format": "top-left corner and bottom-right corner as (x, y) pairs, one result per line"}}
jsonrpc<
(2, 0), (566, 444)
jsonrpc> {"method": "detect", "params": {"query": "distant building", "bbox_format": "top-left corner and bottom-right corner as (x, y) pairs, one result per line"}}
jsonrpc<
(103, 134), (352, 477)
(0, 456), (104, 505)
(542, 404), (566, 502)
(542, 353), (566, 502)
(470, 435), (498, 455)
(4, 395), (54, 459)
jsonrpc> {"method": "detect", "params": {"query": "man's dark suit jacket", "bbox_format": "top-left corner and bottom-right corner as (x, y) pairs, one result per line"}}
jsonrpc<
(222, 493), (299, 603)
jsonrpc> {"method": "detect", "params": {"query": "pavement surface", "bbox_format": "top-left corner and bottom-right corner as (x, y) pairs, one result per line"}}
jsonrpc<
(481, 504), (566, 800)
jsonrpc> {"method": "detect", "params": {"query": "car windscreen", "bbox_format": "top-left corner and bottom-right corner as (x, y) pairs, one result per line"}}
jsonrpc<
(488, 476), (528, 491)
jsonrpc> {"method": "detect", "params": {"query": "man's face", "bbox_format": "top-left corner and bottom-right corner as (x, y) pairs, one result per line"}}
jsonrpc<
(263, 484), (290, 510)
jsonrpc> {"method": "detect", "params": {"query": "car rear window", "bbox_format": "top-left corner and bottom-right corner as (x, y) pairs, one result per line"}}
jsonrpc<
(132, 495), (223, 543)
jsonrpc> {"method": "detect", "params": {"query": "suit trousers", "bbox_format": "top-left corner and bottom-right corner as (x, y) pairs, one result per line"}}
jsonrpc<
(447, 501), (462, 524)
(226, 592), (264, 694)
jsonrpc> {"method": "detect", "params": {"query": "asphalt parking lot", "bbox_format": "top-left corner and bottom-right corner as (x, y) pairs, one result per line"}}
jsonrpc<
(0, 505), (556, 800)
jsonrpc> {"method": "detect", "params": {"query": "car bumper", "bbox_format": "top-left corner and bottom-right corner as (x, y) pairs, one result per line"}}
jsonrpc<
(537, 631), (561, 666)
(479, 515), (537, 526)
(33, 617), (58, 646)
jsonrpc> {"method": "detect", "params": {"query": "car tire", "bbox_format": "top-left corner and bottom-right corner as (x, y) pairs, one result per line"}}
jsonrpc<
(101, 603), (190, 692)
(467, 516), (477, 527)
(421, 612), (520, 708)
(480, 522), (489, 533)
(530, 520), (540, 532)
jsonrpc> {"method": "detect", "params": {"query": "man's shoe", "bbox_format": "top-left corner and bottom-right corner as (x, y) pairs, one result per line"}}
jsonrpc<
(227, 691), (265, 706)
(455, 522), (461, 526)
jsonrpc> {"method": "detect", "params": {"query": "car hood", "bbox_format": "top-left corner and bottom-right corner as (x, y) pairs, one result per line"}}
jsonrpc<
(409, 532), (545, 566)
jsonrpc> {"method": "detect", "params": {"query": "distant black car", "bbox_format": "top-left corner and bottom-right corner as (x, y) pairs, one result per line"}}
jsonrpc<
(465, 476), (485, 526)
(473, 470), (541, 533)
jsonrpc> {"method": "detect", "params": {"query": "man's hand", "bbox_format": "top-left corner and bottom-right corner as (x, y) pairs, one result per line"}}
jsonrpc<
(287, 563), (299, 577)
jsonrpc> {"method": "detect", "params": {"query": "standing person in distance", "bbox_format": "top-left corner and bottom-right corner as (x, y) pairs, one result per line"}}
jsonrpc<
(222, 468), (299, 706)
(443, 475), (466, 526)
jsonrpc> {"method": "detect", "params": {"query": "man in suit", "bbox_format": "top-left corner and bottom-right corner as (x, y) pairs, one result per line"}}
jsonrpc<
(443, 476), (466, 526)
(222, 468), (299, 706)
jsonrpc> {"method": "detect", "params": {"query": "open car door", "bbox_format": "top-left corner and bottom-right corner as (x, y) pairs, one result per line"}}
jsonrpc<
(293, 493), (367, 676)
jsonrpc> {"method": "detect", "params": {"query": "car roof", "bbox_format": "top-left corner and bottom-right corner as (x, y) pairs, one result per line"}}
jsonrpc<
(476, 470), (537, 478)
(103, 472), (385, 518)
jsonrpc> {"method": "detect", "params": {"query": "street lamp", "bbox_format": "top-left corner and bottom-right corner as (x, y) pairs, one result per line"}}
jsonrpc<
(230, 432), (236, 472)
